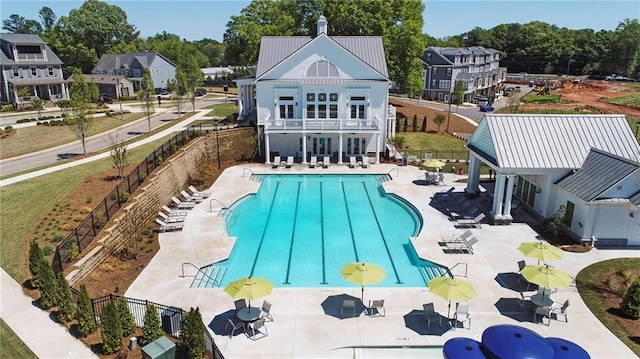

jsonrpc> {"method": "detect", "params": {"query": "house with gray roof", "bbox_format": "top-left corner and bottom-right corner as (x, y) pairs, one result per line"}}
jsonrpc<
(235, 16), (396, 165)
(420, 46), (506, 103)
(0, 33), (68, 105)
(92, 52), (176, 92)
(465, 114), (640, 247)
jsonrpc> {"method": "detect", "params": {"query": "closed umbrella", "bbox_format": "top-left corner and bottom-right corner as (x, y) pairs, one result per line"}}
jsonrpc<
(518, 241), (563, 264)
(223, 276), (274, 307)
(427, 276), (477, 317)
(340, 262), (386, 303)
(520, 265), (573, 298)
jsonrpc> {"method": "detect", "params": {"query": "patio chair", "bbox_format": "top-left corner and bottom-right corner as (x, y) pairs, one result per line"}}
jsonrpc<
(155, 218), (184, 232)
(309, 156), (318, 168)
(455, 213), (485, 228)
(234, 299), (247, 312)
(361, 156), (370, 168)
(342, 299), (356, 317)
(442, 230), (473, 243)
(171, 196), (195, 209)
(453, 302), (471, 329)
(246, 318), (268, 340)
(322, 156), (331, 168)
(260, 300), (273, 322)
(225, 316), (246, 338)
(272, 156), (282, 168)
(517, 291), (535, 311)
(516, 260), (527, 284)
(446, 237), (479, 254)
(349, 156), (358, 168)
(158, 212), (184, 223)
(548, 299), (570, 323)
(285, 156), (294, 168)
(422, 303), (442, 328)
(368, 299), (385, 317)
(188, 185), (210, 198)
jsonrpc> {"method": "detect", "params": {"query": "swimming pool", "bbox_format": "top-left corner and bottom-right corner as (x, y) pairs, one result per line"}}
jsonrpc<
(193, 174), (447, 288)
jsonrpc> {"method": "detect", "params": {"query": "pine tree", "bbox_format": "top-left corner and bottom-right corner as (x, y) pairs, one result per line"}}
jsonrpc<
(422, 116), (427, 132)
(403, 117), (408, 132)
(100, 300), (123, 354)
(141, 303), (164, 346)
(28, 240), (44, 288)
(56, 272), (75, 322)
(38, 258), (59, 309)
(178, 307), (205, 359)
(412, 114), (417, 132)
(76, 284), (96, 336)
(117, 298), (137, 337)
(622, 280), (640, 319)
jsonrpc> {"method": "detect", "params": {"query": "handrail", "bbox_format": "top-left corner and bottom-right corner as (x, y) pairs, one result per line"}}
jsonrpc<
(181, 263), (218, 286)
(449, 262), (468, 277)
(242, 168), (254, 177)
(209, 198), (228, 212)
(387, 168), (399, 178)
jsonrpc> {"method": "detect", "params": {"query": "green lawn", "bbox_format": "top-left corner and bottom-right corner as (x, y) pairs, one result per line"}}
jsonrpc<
(576, 258), (640, 357)
(604, 94), (640, 108)
(521, 93), (562, 104)
(203, 102), (238, 118)
(0, 136), (173, 282)
(0, 112), (145, 159)
(0, 319), (37, 359)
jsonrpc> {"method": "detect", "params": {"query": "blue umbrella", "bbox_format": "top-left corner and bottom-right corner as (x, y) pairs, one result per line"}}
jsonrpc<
(482, 324), (554, 359)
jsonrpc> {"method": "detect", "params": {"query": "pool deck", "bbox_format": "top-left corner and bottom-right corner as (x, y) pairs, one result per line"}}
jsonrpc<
(125, 163), (638, 359)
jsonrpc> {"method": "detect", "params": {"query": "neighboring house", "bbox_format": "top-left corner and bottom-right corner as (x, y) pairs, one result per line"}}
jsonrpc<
(92, 52), (176, 91)
(235, 16), (396, 165)
(464, 114), (640, 247)
(0, 33), (68, 105)
(420, 46), (506, 103)
(67, 74), (134, 99)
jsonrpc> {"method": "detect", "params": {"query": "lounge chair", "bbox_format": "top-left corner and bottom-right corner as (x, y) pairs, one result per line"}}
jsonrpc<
(368, 299), (385, 317)
(171, 196), (195, 209)
(155, 218), (184, 232)
(260, 301), (273, 321)
(181, 190), (204, 203)
(455, 213), (485, 228)
(158, 212), (184, 223)
(226, 316), (246, 338)
(246, 318), (268, 340)
(422, 303), (442, 328)
(361, 156), (370, 168)
(442, 230), (474, 243)
(446, 237), (479, 254)
(188, 185), (210, 198)
(272, 156), (282, 169)
(285, 156), (294, 168)
(309, 156), (318, 168)
(161, 205), (188, 217)
(322, 156), (331, 168)
(349, 156), (358, 168)
(454, 302), (471, 329)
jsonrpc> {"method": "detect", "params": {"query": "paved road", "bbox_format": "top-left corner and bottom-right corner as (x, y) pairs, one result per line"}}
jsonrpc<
(0, 96), (230, 176)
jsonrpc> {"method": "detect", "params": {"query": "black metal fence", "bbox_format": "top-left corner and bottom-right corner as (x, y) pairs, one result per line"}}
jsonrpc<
(52, 125), (209, 272)
(399, 149), (470, 162)
(90, 294), (224, 358)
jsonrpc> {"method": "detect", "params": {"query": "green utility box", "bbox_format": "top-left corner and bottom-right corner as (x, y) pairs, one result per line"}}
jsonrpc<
(141, 336), (176, 359)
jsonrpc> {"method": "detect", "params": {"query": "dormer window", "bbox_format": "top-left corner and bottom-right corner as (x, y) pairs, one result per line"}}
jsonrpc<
(306, 60), (338, 77)
(30, 67), (37, 77)
(11, 68), (19, 77)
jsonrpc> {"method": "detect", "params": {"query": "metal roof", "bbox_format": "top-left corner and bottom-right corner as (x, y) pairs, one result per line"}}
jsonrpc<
(556, 148), (639, 202)
(262, 78), (385, 85)
(92, 52), (176, 72)
(0, 33), (45, 44)
(255, 35), (388, 79)
(467, 114), (640, 169)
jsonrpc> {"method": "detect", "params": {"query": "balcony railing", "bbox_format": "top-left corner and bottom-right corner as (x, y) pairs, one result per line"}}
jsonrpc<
(264, 116), (380, 131)
(16, 53), (45, 61)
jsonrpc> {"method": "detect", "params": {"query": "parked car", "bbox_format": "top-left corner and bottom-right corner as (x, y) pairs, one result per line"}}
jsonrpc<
(572, 77), (581, 84)
(155, 88), (169, 95)
(480, 104), (495, 112)
(98, 94), (113, 104)
(516, 72), (528, 78)
(194, 88), (207, 96)
(504, 87), (515, 96)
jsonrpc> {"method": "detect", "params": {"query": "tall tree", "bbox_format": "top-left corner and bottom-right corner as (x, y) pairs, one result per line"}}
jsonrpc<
(144, 32), (210, 70)
(68, 69), (93, 155)
(171, 68), (189, 118)
(76, 284), (97, 337)
(117, 298), (137, 337)
(28, 240), (45, 289)
(2, 14), (43, 34)
(55, 272), (75, 323)
(141, 303), (164, 346)
(108, 134), (130, 179)
(453, 80), (465, 107)
(100, 300), (123, 354)
(185, 57), (204, 111)
(139, 68), (155, 132)
(195, 38), (226, 66)
(606, 19), (640, 77)
(178, 307), (205, 359)
(38, 258), (60, 310)
(39, 7), (56, 31)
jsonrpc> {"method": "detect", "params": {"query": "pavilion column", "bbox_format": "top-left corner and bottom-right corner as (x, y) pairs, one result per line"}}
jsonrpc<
(375, 133), (380, 164)
(338, 133), (344, 164)
(238, 85), (244, 117)
(492, 173), (506, 219)
(502, 175), (517, 217)
(265, 133), (271, 164)
(465, 154), (482, 196)
(302, 135), (307, 164)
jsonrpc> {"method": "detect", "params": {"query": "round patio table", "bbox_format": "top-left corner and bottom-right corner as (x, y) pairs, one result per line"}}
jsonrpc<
(443, 337), (486, 359)
(546, 337), (591, 359)
(482, 324), (554, 359)
(236, 307), (261, 323)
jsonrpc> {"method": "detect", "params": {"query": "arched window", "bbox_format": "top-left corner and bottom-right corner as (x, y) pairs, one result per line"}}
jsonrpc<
(306, 60), (338, 77)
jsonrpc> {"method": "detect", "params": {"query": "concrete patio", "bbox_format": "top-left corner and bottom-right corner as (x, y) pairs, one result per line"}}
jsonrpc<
(125, 163), (638, 359)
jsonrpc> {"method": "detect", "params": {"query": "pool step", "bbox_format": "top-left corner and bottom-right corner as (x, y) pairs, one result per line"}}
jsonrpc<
(191, 264), (228, 288)
(419, 265), (449, 282)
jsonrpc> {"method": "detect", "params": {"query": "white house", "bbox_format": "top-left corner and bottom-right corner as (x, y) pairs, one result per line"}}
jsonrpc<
(464, 114), (640, 247)
(235, 16), (396, 165)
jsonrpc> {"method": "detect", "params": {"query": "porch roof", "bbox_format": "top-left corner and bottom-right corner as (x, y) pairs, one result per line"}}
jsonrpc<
(8, 78), (67, 86)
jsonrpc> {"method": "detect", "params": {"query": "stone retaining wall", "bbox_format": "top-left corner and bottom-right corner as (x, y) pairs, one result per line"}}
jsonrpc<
(67, 127), (255, 285)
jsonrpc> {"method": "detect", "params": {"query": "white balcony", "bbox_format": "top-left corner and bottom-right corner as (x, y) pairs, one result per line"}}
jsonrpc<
(264, 117), (379, 131)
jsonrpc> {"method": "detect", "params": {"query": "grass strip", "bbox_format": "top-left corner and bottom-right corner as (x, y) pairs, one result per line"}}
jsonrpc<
(0, 318), (37, 359)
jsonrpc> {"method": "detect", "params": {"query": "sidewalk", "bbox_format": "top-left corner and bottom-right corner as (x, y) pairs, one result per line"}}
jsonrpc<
(0, 269), (98, 358)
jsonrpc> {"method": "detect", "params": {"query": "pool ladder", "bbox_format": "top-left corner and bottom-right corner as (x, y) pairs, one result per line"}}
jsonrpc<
(181, 263), (220, 287)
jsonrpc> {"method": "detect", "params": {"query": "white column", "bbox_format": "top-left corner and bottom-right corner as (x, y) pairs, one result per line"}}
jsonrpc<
(302, 135), (307, 164)
(265, 133), (271, 164)
(503, 175), (516, 217)
(375, 133), (380, 164)
(492, 173), (506, 218)
(338, 133), (344, 164)
(237, 85), (244, 118)
(465, 155), (481, 196)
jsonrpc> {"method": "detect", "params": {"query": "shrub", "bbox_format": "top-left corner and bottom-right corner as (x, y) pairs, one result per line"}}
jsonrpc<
(178, 307), (205, 359)
(4, 125), (13, 132)
(62, 222), (76, 231)
(28, 241), (44, 288)
(141, 303), (164, 346)
(69, 242), (79, 259)
(56, 272), (75, 322)
(42, 246), (54, 256)
(119, 191), (130, 204)
(622, 280), (640, 319)
(117, 298), (137, 337)
(86, 197), (93, 204)
(76, 284), (96, 336)
(73, 214), (85, 222)
(52, 232), (65, 242)
(100, 301), (123, 354)
(80, 206), (93, 214)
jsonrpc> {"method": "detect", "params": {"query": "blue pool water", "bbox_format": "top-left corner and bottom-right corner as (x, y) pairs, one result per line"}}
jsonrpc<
(194, 174), (447, 288)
